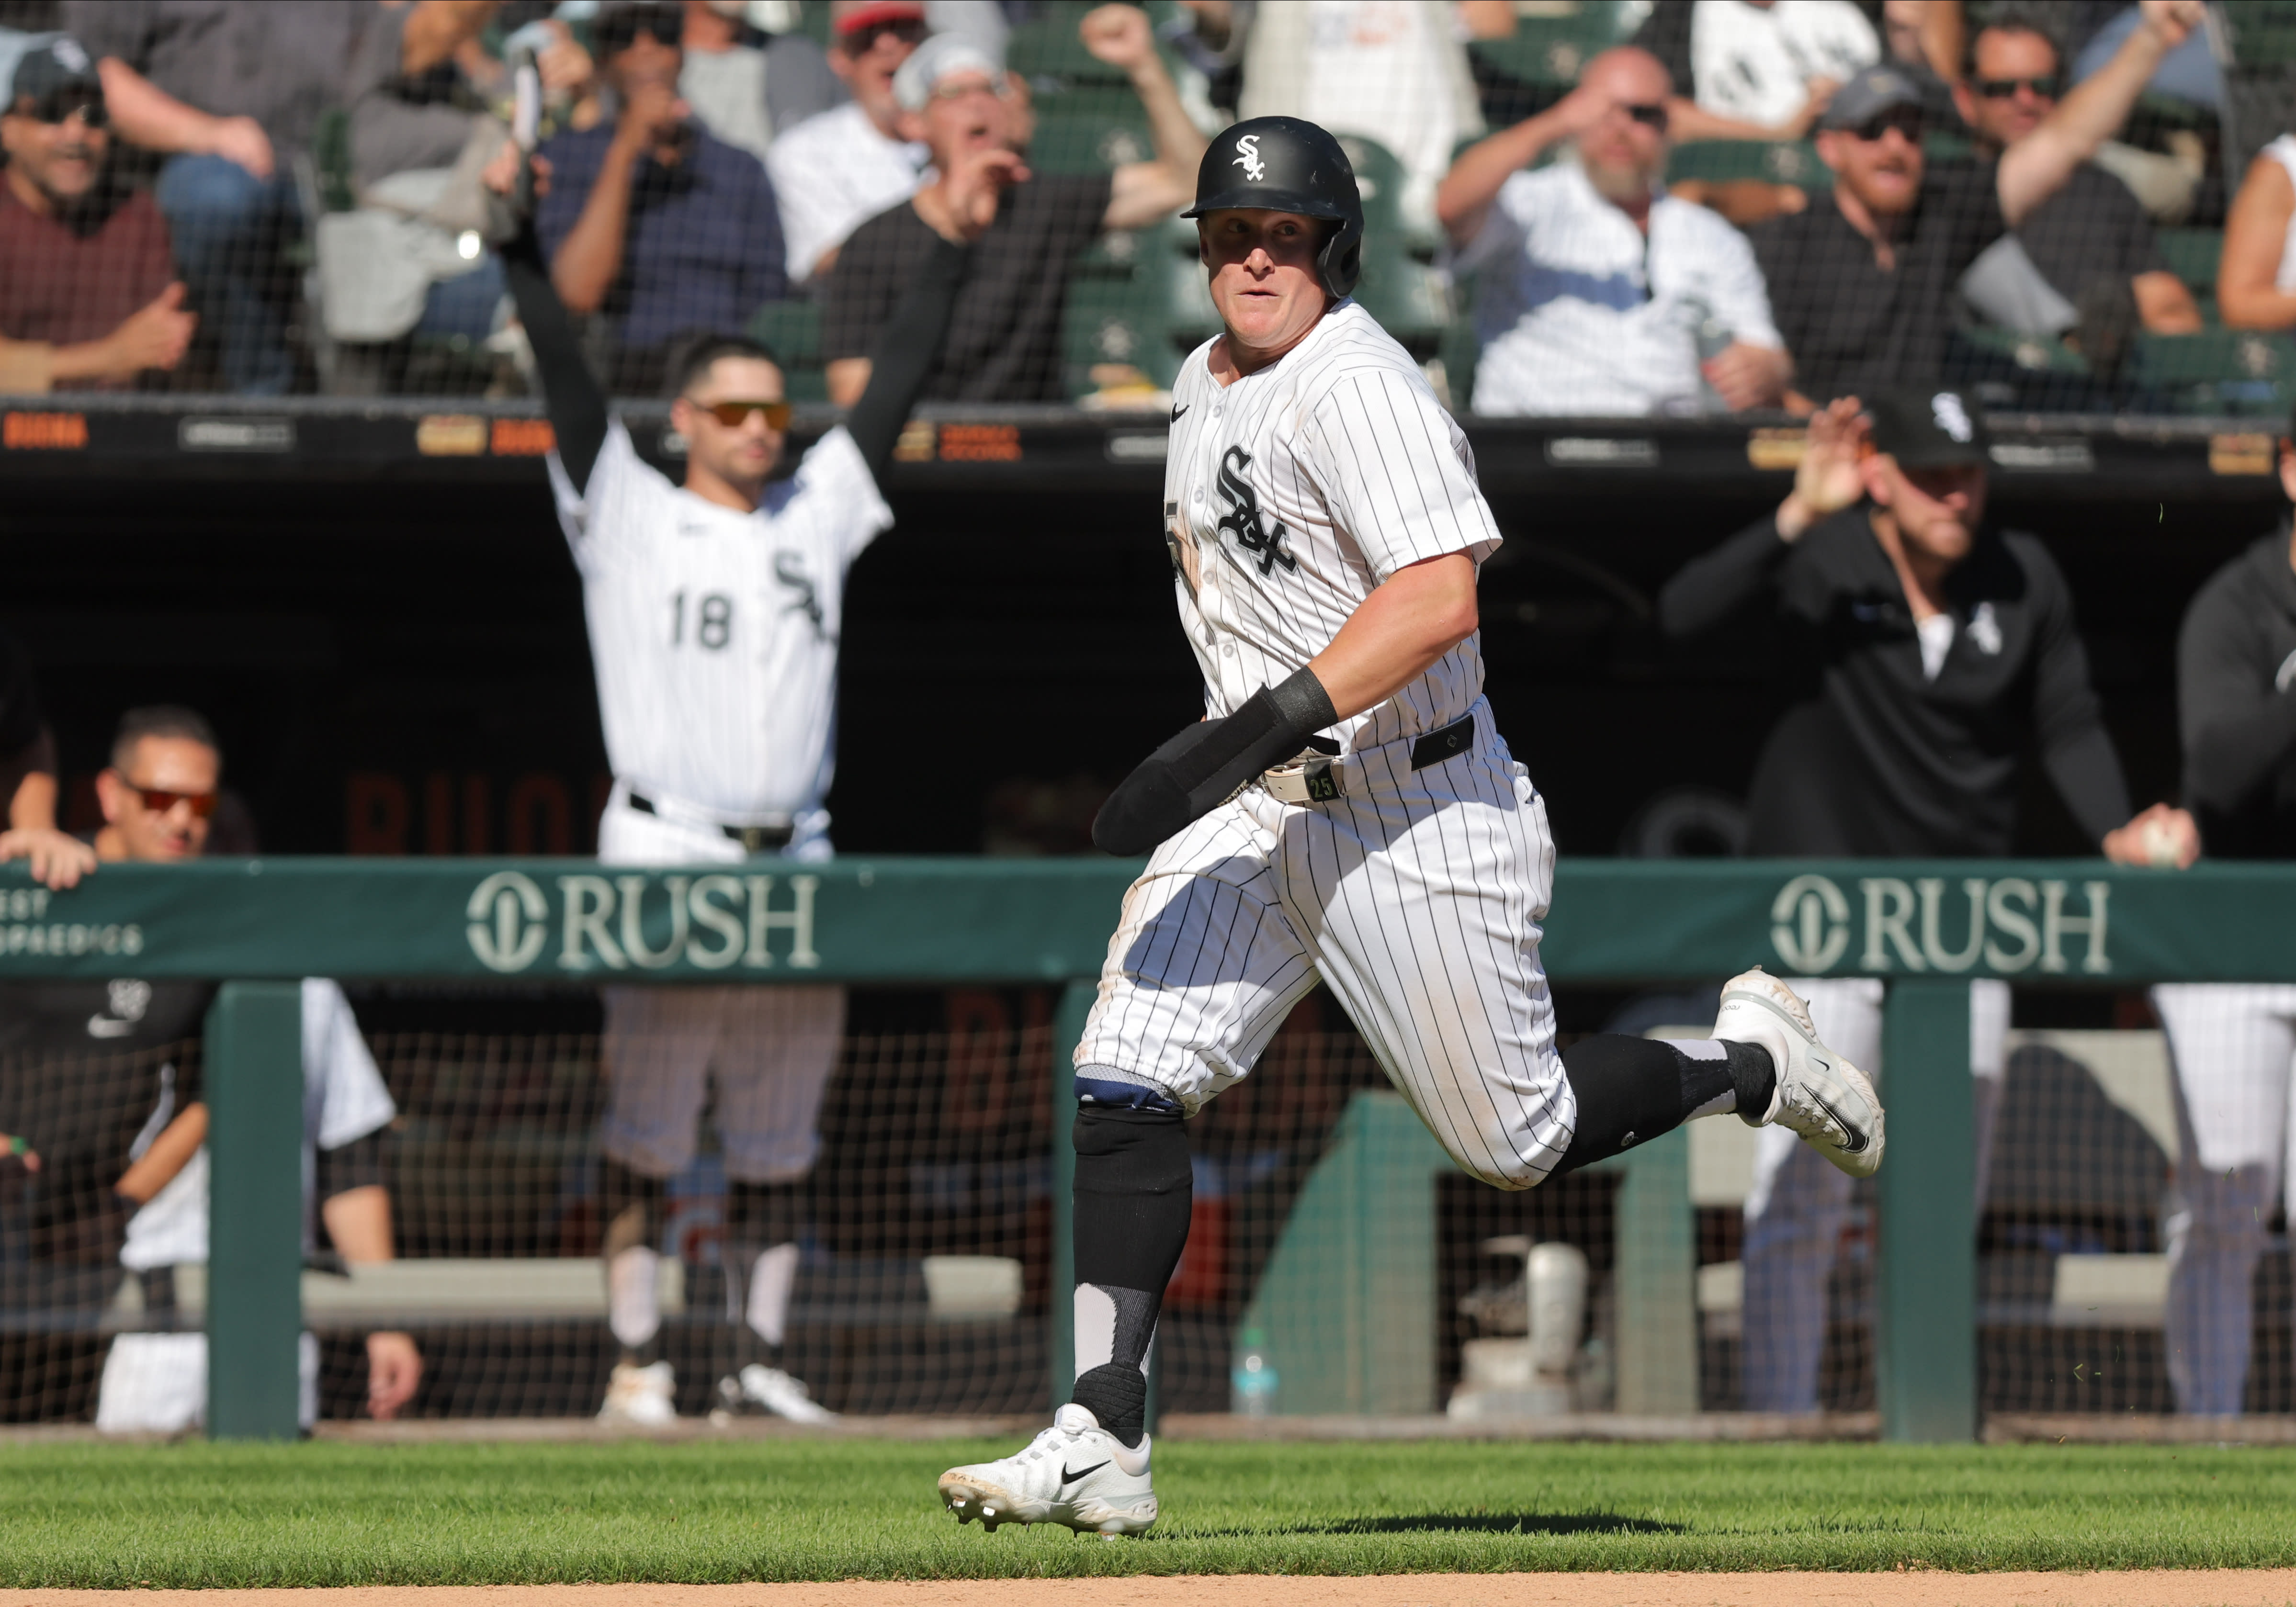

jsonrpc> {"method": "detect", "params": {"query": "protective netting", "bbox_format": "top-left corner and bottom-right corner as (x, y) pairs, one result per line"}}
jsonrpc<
(0, 1), (2273, 416)
(9, 976), (2283, 1427)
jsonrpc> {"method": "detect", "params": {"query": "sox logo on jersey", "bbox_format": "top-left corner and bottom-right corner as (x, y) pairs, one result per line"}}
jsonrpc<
(1214, 448), (1295, 575)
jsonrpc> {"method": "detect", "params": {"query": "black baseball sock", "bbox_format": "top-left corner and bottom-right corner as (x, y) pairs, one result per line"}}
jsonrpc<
(1069, 1096), (1192, 1449)
(1547, 1035), (1775, 1179)
(599, 1158), (667, 1364)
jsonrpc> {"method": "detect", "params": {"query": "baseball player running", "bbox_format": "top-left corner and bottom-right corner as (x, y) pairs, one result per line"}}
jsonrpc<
(936, 117), (1885, 1537)
(2152, 430), (2296, 1416)
(1658, 393), (2196, 1413)
(498, 141), (1005, 1425)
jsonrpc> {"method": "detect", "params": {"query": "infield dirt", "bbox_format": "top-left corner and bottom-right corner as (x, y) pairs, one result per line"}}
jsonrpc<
(10, 1575), (2296, 1606)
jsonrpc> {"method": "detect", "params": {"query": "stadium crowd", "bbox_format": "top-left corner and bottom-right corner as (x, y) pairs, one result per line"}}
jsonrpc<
(6, 0), (2296, 1431)
(0, 0), (2268, 411)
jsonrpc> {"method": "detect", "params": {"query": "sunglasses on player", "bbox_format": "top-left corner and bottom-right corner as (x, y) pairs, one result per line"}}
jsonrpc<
(690, 399), (793, 429)
(1974, 74), (2061, 100)
(127, 785), (218, 818)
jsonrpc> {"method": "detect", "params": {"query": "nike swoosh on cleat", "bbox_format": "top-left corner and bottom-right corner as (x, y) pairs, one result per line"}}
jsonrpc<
(1061, 1461), (1110, 1486)
(1806, 1087), (1869, 1153)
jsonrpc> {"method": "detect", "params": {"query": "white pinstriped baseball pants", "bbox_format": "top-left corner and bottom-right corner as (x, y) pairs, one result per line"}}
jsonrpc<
(1739, 976), (2010, 1413)
(2152, 983), (2296, 1416)
(1074, 708), (1575, 1190)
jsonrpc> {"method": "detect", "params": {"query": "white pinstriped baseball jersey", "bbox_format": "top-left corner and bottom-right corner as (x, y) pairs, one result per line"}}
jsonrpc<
(1162, 299), (1502, 753)
(549, 422), (892, 822)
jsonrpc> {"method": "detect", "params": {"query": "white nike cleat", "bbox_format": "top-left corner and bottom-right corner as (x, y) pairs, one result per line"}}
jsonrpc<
(1715, 966), (1886, 1179)
(736, 1363), (837, 1424)
(597, 1359), (677, 1426)
(938, 1403), (1157, 1536)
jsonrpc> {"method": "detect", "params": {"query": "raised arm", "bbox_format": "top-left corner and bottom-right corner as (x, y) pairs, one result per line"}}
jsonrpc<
(1082, 4), (1210, 230)
(1436, 83), (1609, 250)
(846, 149), (1018, 482)
(495, 148), (611, 493)
(546, 84), (686, 315)
(1996, 0), (2203, 227)
(1660, 397), (1864, 636)
(2218, 153), (2296, 331)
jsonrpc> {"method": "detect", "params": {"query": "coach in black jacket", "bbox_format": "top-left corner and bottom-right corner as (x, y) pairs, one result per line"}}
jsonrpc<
(1658, 388), (2194, 1412)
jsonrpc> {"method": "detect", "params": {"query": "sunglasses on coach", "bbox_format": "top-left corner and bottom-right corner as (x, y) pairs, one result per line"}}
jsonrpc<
(1974, 74), (2061, 99)
(22, 90), (107, 128)
(128, 786), (218, 818)
(690, 399), (794, 429)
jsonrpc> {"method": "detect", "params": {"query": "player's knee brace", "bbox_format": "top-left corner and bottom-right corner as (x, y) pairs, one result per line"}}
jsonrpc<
(1072, 1101), (1193, 1297)
(599, 1158), (667, 1259)
(726, 1177), (809, 1249)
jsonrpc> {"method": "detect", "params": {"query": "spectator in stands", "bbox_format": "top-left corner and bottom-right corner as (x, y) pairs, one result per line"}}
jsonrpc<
(536, 0), (787, 395)
(0, 707), (421, 1432)
(822, 8), (1202, 406)
(65, 0), (369, 394)
(0, 624), (95, 890)
(1880, 0), (1963, 124)
(1223, 0), (1485, 237)
(1633, 0), (1879, 142)
(1658, 393), (2195, 1415)
(1751, 1), (2205, 405)
(1437, 45), (1790, 417)
(0, 36), (193, 393)
(678, 0), (841, 168)
(766, 0), (930, 287)
(1952, 11), (2199, 339)
(322, 0), (520, 393)
(2218, 135), (2296, 332)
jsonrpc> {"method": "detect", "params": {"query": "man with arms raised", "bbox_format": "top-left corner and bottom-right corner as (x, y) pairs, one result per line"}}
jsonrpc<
(937, 117), (1887, 1537)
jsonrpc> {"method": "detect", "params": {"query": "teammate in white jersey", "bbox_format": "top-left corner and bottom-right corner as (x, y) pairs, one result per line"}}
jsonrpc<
(500, 142), (1008, 1426)
(938, 117), (1889, 1537)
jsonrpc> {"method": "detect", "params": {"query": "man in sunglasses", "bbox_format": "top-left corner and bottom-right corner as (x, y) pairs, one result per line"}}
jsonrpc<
(1437, 45), (1790, 416)
(1952, 11), (2200, 339)
(0, 706), (422, 1432)
(538, 0), (786, 395)
(1749, 0), (2203, 405)
(499, 123), (997, 1427)
(768, 0), (934, 286)
(0, 36), (194, 394)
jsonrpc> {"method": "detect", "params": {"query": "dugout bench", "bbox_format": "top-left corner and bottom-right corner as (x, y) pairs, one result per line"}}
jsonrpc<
(6, 856), (2291, 1442)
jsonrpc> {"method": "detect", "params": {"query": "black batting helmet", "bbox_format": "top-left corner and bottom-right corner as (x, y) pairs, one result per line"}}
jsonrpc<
(1182, 116), (1364, 301)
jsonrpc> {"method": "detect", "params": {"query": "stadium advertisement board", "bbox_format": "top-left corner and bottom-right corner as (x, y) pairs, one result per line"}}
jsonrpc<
(0, 858), (2289, 984)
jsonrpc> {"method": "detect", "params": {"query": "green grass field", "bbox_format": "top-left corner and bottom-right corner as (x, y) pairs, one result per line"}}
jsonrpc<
(8, 1439), (2296, 1586)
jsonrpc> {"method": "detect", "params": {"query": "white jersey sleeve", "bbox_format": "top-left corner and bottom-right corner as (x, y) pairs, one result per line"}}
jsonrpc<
(301, 978), (395, 1152)
(787, 425), (895, 563)
(547, 419), (676, 578)
(1300, 366), (1503, 580)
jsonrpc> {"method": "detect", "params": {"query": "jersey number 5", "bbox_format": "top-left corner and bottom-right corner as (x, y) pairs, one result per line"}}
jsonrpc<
(670, 591), (734, 650)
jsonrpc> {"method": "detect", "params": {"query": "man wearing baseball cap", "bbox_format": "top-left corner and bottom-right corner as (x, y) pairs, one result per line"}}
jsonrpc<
(1749, 0), (2205, 404)
(820, 4), (1202, 405)
(0, 36), (194, 393)
(766, 1), (934, 285)
(1657, 390), (2194, 1414)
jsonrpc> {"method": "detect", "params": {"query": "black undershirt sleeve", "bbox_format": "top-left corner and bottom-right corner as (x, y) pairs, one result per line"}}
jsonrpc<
(844, 234), (973, 485)
(2028, 550), (2133, 842)
(1656, 513), (1798, 639)
(317, 1128), (389, 1199)
(501, 225), (611, 496)
(2180, 573), (2296, 814)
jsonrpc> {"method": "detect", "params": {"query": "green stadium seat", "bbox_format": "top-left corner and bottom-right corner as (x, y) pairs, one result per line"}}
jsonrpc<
(1062, 272), (1179, 398)
(2157, 227), (2221, 297)
(2218, 1), (2296, 66)
(2135, 329), (2296, 415)
(1664, 139), (1829, 191)
(311, 107), (356, 214)
(747, 299), (828, 404)
(1028, 110), (1157, 176)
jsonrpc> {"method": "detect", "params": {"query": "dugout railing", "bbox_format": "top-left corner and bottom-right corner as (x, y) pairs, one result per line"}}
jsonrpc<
(3, 856), (2289, 1442)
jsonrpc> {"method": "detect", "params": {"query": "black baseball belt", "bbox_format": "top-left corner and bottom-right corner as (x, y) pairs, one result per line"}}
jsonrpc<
(625, 792), (794, 854)
(1260, 714), (1477, 804)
